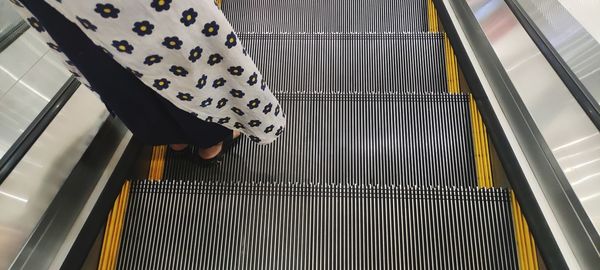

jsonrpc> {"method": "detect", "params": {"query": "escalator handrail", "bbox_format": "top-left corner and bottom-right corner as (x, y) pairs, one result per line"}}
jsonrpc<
(0, 20), (28, 53)
(433, 0), (600, 268)
(504, 0), (600, 132)
(0, 76), (79, 184)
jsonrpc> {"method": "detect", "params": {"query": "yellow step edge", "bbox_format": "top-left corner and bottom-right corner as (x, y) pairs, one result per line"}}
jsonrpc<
(149, 145), (167, 181)
(98, 181), (131, 270)
(444, 35), (460, 94)
(511, 191), (540, 270)
(215, 0), (223, 9)
(427, 0), (440, 32)
(469, 95), (493, 187)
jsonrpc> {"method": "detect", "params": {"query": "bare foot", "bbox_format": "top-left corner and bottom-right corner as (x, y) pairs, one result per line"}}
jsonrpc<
(170, 144), (188, 151)
(198, 131), (241, 160)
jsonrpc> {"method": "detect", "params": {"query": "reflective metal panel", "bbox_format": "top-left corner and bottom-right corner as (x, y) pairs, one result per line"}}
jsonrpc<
(515, 0), (600, 109)
(0, 28), (70, 158)
(467, 0), (600, 235)
(0, 87), (108, 269)
(0, 0), (22, 39)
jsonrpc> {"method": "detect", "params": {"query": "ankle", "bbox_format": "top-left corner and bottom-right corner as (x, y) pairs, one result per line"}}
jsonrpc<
(198, 143), (223, 160)
(170, 144), (188, 151)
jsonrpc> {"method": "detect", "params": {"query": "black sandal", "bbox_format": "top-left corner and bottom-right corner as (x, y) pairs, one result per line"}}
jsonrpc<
(195, 133), (241, 166)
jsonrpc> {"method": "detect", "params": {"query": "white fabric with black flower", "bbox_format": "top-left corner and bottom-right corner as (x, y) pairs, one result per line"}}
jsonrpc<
(10, 0), (286, 144)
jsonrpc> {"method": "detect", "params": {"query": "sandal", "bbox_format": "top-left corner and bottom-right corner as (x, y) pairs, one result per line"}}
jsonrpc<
(195, 133), (241, 166)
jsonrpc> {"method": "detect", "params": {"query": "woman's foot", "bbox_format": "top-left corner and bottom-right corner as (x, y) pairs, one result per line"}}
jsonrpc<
(198, 131), (241, 160)
(170, 144), (189, 151)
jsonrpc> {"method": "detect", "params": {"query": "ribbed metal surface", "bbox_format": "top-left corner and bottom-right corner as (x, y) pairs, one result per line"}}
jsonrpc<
(117, 180), (518, 270)
(242, 33), (447, 94)
(222, 0), (427, 32)
(164, 93), (477, 186)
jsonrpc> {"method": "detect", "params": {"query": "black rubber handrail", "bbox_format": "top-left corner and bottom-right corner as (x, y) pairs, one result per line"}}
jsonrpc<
(504, 0), (600, 132)
(0, 76), (80, 184)
(0, 20), (29, 53)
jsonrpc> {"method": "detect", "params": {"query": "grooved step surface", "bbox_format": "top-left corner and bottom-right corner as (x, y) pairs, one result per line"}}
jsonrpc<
(223, 0), (427, 32)
(117, 181), (518, 270)
(242, 33), (448, 94)
(165, 93), (477, 186)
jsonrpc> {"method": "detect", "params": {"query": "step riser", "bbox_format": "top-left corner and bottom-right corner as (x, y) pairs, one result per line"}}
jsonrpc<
(242, 33), (448, 94)
(223, 0), (427, 32)
(117, 181), (518, 270)
(165, 94), (477, 186)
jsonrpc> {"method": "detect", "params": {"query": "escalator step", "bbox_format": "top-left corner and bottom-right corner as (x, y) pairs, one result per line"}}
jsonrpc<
(242, 33), (448, 94)
(164, 93), (477, 186)
(116, 180), (518, 270)
(223, 0), (427, 32)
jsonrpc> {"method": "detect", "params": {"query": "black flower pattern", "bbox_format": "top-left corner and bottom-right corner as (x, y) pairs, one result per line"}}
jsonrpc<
(69, 70), (81, 77)
(230, 89), (245, 98)
(225, 32), (237, 48)
(275, 105), (281, 116)
(249, 136), (261, 143)
(177, 92), (194, 101)
(95, 3), (120, 19)
(207, 53), (223, 65)
(201, 21), (220, 37)
(231, 107), (245, 116)
(217, 98), (228, 109)
(144, 54), (162, 66)
(76, 17), (97, 31)
(162, 36), (182, 49)
(9, 0), (23, 8)
(65, 60), (74, 66)
(127, 68), (143, 78)
(247, 72), (258, 86)
(47, 42), (60, 52)
(261, 78), (267, 91)
(228, 66), (244, 76)
(151, 0), (171, 11)
(247, 98), (260, 109)
(132, 21), (154, 36)
(276, 126), (284, 136)
(265, 125), (275, 133)
(205, 116), (213, 122)
(153, 78), (170, 90)
(188, 46), (202, 62)
(112, 40), (134, 54)
(248, 120), (262, 127)
(196, 75), (208, 89)
(263, 103), (272, 114)
(218, 117), (230, 124)
(234, 122), (245, 129)
(200, 98), (213, 107)
(27, 17), (45, 32)
(169, 65), (188, 77)
(212, 78), (226, 88)
(180, 8), (198, 26)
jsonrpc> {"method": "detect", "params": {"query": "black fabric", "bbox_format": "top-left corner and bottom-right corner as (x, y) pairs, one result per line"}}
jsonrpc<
(20, 0), (231, 148)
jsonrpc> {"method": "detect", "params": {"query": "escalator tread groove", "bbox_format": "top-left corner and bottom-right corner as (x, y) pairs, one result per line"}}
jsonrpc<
(115, 180), (518, 269)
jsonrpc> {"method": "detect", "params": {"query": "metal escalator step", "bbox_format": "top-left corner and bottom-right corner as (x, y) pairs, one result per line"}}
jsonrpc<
(223, 0), (427, 32)
(116, 180), (519, 270)
(164, 93), (477, 186)
(242, 33), (448, 94)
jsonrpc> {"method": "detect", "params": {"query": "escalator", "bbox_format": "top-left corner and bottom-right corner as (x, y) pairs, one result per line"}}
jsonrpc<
(94, 0), (542, 269)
